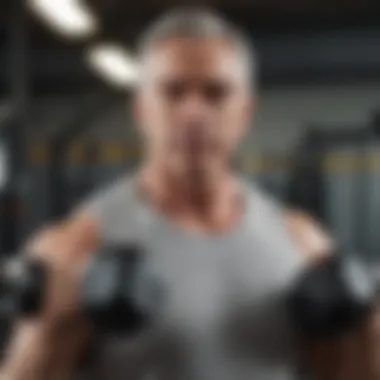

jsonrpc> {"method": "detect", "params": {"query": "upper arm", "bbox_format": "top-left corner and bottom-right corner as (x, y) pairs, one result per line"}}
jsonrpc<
(284, 209), (380, 379)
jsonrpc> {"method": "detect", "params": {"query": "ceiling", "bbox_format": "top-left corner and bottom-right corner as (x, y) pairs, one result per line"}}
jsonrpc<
(84, 0), (380, 39)
(2, 0), (380, 48)
(0, 0), (380, 95)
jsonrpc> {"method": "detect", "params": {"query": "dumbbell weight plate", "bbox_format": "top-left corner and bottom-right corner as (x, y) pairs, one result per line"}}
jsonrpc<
(0, 258), (47, 316)
(81, 245), (163, 335)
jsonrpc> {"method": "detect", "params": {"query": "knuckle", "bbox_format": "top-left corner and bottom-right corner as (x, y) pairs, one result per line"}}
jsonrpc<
(26, 225), (67, 259)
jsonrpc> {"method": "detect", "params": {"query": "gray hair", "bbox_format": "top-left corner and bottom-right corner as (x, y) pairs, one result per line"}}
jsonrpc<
(137, 7), (257, 88)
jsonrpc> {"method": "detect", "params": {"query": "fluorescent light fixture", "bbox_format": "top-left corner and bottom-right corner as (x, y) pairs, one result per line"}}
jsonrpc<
(27, 0), (98, 40)
(86, 44), (139, 89)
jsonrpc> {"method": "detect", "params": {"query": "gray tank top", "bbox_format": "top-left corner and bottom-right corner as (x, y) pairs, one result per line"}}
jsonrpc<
(80, 175), (307, 380)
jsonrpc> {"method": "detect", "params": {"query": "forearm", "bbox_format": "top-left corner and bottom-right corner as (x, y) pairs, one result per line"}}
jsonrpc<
(304, 325), (379, 380)
(0, 320), (90, 380)
(0, 322), (55, 380)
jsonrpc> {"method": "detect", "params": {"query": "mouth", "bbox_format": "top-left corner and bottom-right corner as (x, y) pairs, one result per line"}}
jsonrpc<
(182, 142), (212, 157)
(183, 132), (212, 150)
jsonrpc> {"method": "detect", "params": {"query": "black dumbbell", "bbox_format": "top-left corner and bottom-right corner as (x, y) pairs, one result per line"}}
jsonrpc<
(0, 245), (163, 335)
(286, 251), (376, 340)
(81, 245), (163, 334)
(0, 257), (47, 316)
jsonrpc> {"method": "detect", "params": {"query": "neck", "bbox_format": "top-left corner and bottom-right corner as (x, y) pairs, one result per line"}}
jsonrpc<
(138, 161), (240, 225)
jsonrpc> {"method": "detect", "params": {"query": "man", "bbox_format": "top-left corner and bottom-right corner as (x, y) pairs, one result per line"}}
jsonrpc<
(1, 7), (379, 380)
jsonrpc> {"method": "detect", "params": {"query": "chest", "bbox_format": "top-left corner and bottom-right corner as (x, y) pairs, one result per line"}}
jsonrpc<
(141, 223), (302, 342)
(91, 222), (303, 380)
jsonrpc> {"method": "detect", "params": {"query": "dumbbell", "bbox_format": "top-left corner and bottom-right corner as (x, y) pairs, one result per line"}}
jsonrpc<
(0, 257), (46, 316)
(287, 251), (377, 340)
(81, 245), (163, 334)
(0, 245), (163, 335)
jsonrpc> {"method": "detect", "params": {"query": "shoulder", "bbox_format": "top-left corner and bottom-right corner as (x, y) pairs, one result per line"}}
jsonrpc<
(283, 209), (336, 264)
(73, 175), (136, 220)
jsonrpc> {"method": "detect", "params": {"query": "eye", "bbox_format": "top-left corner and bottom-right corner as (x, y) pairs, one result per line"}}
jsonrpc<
(203, 82), (231, 104)
(160, 81), (186, 101)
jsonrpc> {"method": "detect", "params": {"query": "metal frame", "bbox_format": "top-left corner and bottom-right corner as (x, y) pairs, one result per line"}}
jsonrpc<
(47, 94), (120, 219)
(294, 123), (377, 255)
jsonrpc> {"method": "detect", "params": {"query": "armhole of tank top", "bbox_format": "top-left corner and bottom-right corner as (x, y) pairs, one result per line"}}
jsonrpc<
(249, 180), (309, 280)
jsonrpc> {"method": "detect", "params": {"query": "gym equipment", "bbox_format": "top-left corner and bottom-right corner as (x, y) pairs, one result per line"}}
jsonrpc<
(48, 96), (116, 220)
(0, 113), (24, 255)
(81, 245), (162, 334)
(371, 110), (380, 136)
(0, 245), (162, 335)
(287, 123), (380, 257)
(287, 251), (376, 340)
(1, 0), (31, 253)
(287, 128), (326, 223)
(0, 257), (46, 316)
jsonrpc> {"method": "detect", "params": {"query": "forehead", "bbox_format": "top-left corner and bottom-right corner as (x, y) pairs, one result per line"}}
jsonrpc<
(141, 37), (248, 84)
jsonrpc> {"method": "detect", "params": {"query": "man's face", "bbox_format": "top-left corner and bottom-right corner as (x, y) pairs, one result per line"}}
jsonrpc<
(135, 37), (253, 174)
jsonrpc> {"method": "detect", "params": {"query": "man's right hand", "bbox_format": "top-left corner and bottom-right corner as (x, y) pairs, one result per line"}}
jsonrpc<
(0, 215), (98, 380)
(26, 216), (99, 326)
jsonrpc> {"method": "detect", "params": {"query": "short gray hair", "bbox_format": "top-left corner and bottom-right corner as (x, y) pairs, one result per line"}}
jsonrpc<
(137, 7), (257, 87)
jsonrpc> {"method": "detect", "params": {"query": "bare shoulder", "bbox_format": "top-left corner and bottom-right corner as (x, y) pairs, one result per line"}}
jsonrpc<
(283, 208), (335, 264)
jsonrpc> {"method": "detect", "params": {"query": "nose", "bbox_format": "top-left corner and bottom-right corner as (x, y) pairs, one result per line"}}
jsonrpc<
(178, 93), (210, 120)
(177, 96), (212, 140)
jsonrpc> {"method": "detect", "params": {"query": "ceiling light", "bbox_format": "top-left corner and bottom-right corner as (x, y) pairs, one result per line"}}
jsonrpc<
(27, 0), (98, 40)
(86, 44), (139, 89)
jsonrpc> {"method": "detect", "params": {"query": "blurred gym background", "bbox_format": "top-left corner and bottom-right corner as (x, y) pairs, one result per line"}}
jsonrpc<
(1, 0), (380, 261)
